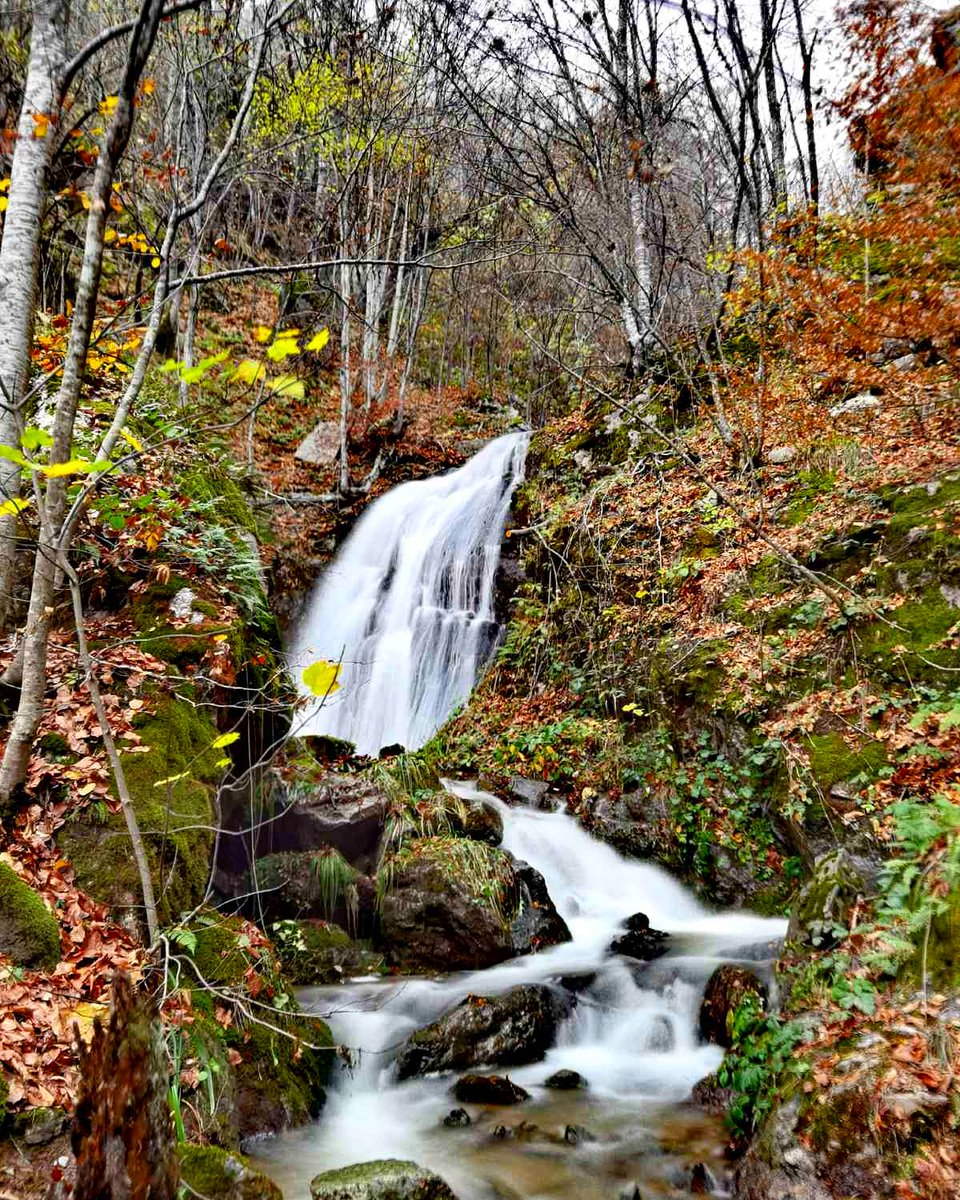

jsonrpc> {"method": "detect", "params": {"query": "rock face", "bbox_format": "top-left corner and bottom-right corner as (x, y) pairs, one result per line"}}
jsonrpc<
(452, 1074), (530, 1105)
(461, 799), (504, 846)
(698, 965), (767, 1048)
(377, 838), (569, 972)
(310, 1159), (458, 1200)
(0, 863), (60, 969)
(395, 984), (572, 1079)
(608, 912), (670, 961)
(786, 850), (865, 949)
(263, 773), (390, 874)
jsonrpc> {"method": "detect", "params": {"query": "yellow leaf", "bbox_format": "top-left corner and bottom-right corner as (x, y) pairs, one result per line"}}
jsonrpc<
(0, 178), (10, 193)
(0, 497), (30, 517)
(67, 1001), (110, 1044)
(214, 757), (231, 769)
(302, 659), (342, 697)
(231, 359), (266, 386)
(154, 771), (190, 788)
(99, 95), (119, 117)
(267, 374), (305, 399)
(0, 198), (7, 214)
(211, 731), (240, 749)
(266, 337), (299, 361)
(142, 78), (156, 96)
(306, 328), (330, 352)
(119, 427), (144, 452)
(151, 256), (161, 268)
(254, 325), (273, 344)
(32, 113), (50, 139)
(104, 228), (117, 243)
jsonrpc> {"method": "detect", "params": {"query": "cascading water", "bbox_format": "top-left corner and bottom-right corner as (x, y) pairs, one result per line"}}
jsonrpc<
(286, 432), (529, 757)
(252, 787), (786, 1199)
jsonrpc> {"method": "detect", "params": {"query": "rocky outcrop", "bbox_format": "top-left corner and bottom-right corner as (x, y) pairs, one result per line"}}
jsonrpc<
(452, 1074), (530, 1105)
(0, 863), (60, 969)
(395, 984), (572, 1079)
(786, 850), (865, 949)
(310, 1159), (459, 1200)
(698, 965), (768, 1048)
(377, 837), (569, 972)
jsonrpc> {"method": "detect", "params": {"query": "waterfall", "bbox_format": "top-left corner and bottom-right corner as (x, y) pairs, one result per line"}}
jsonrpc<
(287, 432), (529, 757)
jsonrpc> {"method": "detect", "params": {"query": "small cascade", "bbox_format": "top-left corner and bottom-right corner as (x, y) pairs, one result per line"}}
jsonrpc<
(287, 432), (529, 757)
(252, 792), (786, 1200)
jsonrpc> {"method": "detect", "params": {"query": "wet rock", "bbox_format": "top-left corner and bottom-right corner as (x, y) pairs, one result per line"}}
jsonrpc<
(396, 984), (573, 1079)
(310, 1158), (458, 1200)
(242, 851), (358, 923)
(563, 1124), (597, 1145)
(378, 841), (570, 972)
(453, 1074), (530, 1105)
(689, 1162), (718, 1194)
(786, 850), (865, 949)
(699, 965), (767, 1048)
(442, 1108), (471, 1128)
(689, 1072), (734, 1114)
(260, 772), (390, 874)
(734, 1099), (833, 1200)
(6, 1106), (70, 1146)
(462, 799), (504, 846)
(510, 860), (571, 953)
(179, 1144), (282, 1200)
(608, 912), (670, 962)
(619, 1185), (644, 1200)
(544, 1069), (585, 1091)
(555, 971), (597, 993)
(507, 775), (554, 809)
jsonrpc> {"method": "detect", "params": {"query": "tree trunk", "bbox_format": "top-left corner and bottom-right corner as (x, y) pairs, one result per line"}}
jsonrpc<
(0, 0), (68, 631)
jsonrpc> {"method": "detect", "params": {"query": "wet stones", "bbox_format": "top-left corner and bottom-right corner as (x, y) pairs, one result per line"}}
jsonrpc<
(608, 912), (670, 962)
(544, 1068), (586, 1091)
(442, 1108), (471, 1128)
(452, 1074), (530, 1105)
(396, 984), (573, 1079)
(698, 965), (768, 1048)
(309, 1159), (459, 1200)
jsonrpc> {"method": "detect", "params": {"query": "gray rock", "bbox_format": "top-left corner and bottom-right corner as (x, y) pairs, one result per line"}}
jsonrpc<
(699, 965), (768, 1048)
(941, 583), (960, 609)
(828, 393), (880, 418)
(310, 1159), (458, 1200)
(296, 420), (340, 466)
(767, 445), (797, 465)
(891, 353), (918, 371)
(563, 1124), (597, 1145)
(265, 772), (390, 873)
(396, 984), (572, 1079)
(453, 1074), (530, 1105)
(544, 1069), (585, 1091)
(507, 775), (554, 809)
(442, 1108), (471, 1128)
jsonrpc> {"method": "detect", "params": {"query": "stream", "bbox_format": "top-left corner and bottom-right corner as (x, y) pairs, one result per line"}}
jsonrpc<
(261, 434), (786, 1198)
(252, 786), (784, 1199)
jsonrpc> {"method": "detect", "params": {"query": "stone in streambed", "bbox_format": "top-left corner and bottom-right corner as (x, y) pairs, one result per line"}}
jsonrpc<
(442, 1107), (471, 1127)
(395, 984), (572, 1079)
(453, 1074), (530, 1105)
(608, 911), (670, 962)
(698, 964), (767, 1048)
(310, 1159), (458, 1200)
(544, 1069), (586, 1091)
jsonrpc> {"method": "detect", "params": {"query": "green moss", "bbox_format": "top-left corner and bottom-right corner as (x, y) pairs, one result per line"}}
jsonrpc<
(179, 463), (260, 535)
(0, 863), (61, 969)
(275, 920), (384, 986)
(747, 555), (788, 598)
(38, 732), (71, 759)
(177, 1144), (282, 1200)
(856, 587), (960, 681)
(806, 732), (888, 793)
(128, 576), (230, 666)
(310, 1159), (456, 1199)
(58, 696), (220, 925)
(378, 836), (514, 920)
(188, 915), (255, 987)
(651, 637), (731, 708)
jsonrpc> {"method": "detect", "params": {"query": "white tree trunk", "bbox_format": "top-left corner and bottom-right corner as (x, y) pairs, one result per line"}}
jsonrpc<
(0, 0), (68, 629)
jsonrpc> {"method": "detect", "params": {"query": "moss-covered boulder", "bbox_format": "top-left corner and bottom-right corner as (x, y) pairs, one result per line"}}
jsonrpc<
(310, 1159), (459, 1200)
(0, 863), (60, 969)
(178, 1144), (282, 1200)
(376, 837), (569, 971)
(273, 919), (383, 985)
(786, 850), (865, 949)
(57, 695), (220, 928)
(245, 849), (359, 924)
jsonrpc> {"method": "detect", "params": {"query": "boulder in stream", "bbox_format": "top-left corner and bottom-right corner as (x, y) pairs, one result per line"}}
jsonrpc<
(377, 837), (570, 971)
(395, 983), (573, 1079)
(608, 912), (670, 962)
(453, 1074), (530, 1105)
(544, 1068), (586, 1091)
(698, 964), (767, 1048)
(310, 1159), (459, 1200)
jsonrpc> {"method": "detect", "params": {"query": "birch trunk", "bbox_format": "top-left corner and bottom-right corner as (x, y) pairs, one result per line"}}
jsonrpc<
(0, 0), (68, 631)
(0, 0), (167, 805)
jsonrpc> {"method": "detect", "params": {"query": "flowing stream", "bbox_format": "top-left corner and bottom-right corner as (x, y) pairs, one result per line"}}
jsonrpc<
(262, 438), (787, 1198)
(252, 789), (785, 1199)
(287, 432), (529, 757)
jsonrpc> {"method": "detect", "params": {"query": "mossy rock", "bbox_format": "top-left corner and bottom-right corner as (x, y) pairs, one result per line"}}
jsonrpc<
(178, 462), (260, 535)
(856, 586), (960, 682)
(178, 1144), (282, 1200)
(186, 913), (258, 987)
(128, 576), (228, 666)
(786, 850), (865, 949)
(310, 1159), (458, 1200)
(57, 696), (220, 927)
(0, 863), (60, 969)
(806, 732), (888, 795)
(0, 1069), (8, 1126)
(274, 920), (384, 986)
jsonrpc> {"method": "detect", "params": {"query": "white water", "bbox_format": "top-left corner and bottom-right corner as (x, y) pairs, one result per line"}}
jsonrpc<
(253, 789), (786, 1199)
(287, 432), (529, 757)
